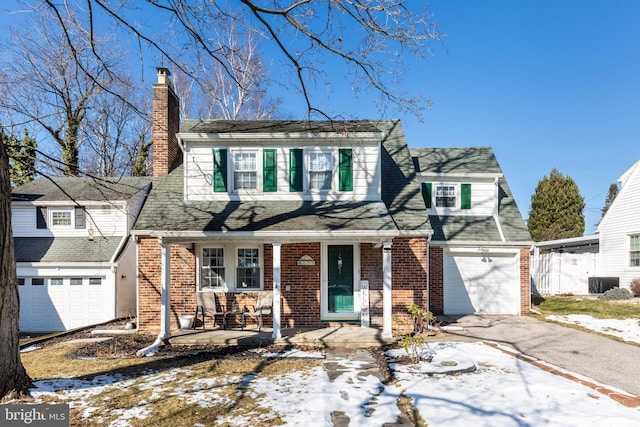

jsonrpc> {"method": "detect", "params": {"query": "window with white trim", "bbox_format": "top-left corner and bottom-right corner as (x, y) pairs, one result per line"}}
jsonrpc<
(70, 278), (83, 286)
(201, 248), (225, 290)
(51, 209), (73, 227)
(233, 151), (257, 190)
(309, 152), (332, 190)
(237, 248), (260, 289)
(89, 277), (102, 285)
(630, 234), (640, 267)
(50, 278), (63, 286)
(435, 185), (456, 208)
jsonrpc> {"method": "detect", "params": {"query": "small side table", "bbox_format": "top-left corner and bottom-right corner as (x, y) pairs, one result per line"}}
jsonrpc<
(223, 310), (244, 329)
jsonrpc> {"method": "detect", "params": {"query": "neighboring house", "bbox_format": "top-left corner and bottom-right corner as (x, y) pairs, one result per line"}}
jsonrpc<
(134, 68), (532, 340)
(412, 148), (532, 315)
(11, 176), (151, 332)
(531, 235), (600, 295)
(597, 158), (640, 290)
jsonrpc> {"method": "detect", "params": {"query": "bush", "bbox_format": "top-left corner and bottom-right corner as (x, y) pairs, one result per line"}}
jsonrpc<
(630, 278), (640, 297)
(598, 287), (633, 300)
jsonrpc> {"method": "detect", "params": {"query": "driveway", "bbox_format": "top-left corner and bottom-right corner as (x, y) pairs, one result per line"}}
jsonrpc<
(439, 315), (640, 397)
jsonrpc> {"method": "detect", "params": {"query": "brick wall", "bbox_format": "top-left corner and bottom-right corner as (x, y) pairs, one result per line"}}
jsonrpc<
(428, 246), (444, 315)
(361, 243), (383, 327)
(137, 237), (196, 333)
(280, 243), (321, 327)
(391, 237), (428, 334)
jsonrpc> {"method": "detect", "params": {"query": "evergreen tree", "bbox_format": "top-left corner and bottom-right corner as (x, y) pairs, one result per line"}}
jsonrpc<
(2, 129), (37, 188)
(527, 168), (585, 241)
(601, 183), (618, 219)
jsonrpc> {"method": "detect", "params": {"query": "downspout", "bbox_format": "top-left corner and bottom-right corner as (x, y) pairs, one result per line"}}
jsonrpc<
(136, 237), (171, 357)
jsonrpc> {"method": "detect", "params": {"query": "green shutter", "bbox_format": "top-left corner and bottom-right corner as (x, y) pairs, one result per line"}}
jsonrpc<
(212, 148), (228, 192)
(289, 149), (303, 192)
(338, 148), (353, 191)
(263, 149), (277, 192)
(421, 183), (432, 208)
(461, 183), (472, 209)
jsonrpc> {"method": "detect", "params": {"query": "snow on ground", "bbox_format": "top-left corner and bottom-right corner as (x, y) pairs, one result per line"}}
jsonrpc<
(29, 334), (640, 426)
(547, 314), (640, 344)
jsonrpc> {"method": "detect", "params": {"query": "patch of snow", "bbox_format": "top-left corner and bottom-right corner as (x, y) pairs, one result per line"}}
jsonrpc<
(547, 314), (640, 343)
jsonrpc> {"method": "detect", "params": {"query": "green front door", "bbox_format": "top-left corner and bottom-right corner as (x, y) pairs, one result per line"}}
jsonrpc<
(327, 245), (354, 313)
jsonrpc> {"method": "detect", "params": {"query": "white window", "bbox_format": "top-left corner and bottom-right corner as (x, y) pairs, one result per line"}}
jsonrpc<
(50, 209), (73, 227)
(70, 278), (83, 286)
(630, 234), (640, 267)
(50, 278), (63, 286)
(436, 185), (456, 208)
(32, 278), (44, 286)
(233, 151), (257, 190)
(89, 277), (102, 285)
(309, 152), (332, 190)
(237, 248), (261, 289)
(201, 248), (225, 290)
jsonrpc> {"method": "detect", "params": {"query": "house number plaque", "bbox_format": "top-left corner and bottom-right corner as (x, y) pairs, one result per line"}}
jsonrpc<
(296, 255), (316, 266)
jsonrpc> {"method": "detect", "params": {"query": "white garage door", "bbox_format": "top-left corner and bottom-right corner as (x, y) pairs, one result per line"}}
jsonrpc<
(18, 277), (112, 332)
(444, 253), (519, 315)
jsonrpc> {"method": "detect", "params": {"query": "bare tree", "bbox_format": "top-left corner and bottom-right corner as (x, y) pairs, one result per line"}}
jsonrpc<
(174, 11), (282, 120)
(0, 0), (441, 399)
(82, 81), (151, 176)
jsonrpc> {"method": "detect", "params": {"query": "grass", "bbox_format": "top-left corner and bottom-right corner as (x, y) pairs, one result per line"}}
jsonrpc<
(533, 295), (640, 319)
(20, 341), (322, 426)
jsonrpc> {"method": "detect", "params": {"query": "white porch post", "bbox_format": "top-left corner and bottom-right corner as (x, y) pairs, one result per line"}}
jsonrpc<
(382, 241), (393, 339)
(272, 242), (282, 339)
(159, 238), (171, 339)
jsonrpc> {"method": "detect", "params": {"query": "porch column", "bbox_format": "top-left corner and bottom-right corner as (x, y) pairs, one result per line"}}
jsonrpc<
(272, 242), (282, 339)
(382, 241), (393, 339)
(159, 238), (171, 339)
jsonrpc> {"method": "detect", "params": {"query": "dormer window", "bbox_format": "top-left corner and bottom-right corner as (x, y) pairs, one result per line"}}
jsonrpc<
(233, 151), (258, 190)
(435, 185), (456, 208)
(309, 152), (332, 190)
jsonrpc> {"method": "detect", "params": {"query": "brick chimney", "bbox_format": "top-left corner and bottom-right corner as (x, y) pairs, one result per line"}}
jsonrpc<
(152, 67), (180, 178)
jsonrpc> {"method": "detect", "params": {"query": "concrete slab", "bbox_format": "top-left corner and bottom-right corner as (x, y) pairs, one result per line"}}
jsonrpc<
(169, 326), (397, 348)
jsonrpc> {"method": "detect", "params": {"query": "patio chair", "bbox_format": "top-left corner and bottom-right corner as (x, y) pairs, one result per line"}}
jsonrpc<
(195, 291), (224, 329)
(241, 291), (273, 331)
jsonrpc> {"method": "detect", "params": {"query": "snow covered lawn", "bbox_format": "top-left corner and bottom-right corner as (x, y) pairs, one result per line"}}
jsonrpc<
(28, 340), (640, 426)
(547, 314), (640, 344)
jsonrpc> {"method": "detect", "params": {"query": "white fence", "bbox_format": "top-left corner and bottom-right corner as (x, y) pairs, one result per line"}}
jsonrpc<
(531, 252), (599, 295)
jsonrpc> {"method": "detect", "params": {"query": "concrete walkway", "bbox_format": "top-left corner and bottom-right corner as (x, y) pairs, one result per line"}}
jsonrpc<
(438, 315), (640, 399)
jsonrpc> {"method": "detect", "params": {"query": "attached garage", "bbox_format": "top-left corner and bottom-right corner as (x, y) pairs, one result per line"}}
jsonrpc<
(18, 274), (114, 333)
(444, 250), (520, 315)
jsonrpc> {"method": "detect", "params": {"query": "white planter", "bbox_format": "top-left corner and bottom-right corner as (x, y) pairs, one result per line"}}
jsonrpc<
(178, 315), (194, 329)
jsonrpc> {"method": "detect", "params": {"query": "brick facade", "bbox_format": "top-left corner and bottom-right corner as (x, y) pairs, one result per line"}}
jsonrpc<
(519, 247), (531, 315)
(137, 239), (433, 333)
(428, 246), (444, 315)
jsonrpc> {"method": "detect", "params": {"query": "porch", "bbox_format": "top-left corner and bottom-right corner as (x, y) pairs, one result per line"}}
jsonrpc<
(169, 326), (398, 349)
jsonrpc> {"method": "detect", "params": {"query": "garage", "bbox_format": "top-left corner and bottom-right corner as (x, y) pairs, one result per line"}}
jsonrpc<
(444, 251), (520, 315)
(18, 276), (113, 333)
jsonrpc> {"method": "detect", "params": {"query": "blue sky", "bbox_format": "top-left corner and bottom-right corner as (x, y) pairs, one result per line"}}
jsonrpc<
(394, 1), (640, 235)
(2, 1), (639, 235)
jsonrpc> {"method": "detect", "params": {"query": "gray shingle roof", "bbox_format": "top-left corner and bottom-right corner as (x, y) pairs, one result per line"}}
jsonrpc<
(379, 121), (433, 233)
(14, 237), (124, 263)
(134, 164), (397, 235)
(411, 147), (531, 243)
(12, 177), (151, 203)
(181, 120), (382, 134)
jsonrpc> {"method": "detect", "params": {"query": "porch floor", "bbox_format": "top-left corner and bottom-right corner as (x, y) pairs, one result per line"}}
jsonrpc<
(169, 326), (398, 349)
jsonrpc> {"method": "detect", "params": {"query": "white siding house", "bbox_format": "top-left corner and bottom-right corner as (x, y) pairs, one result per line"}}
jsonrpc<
(12, 177), (151, 332)
(597, 158), (640, 290)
